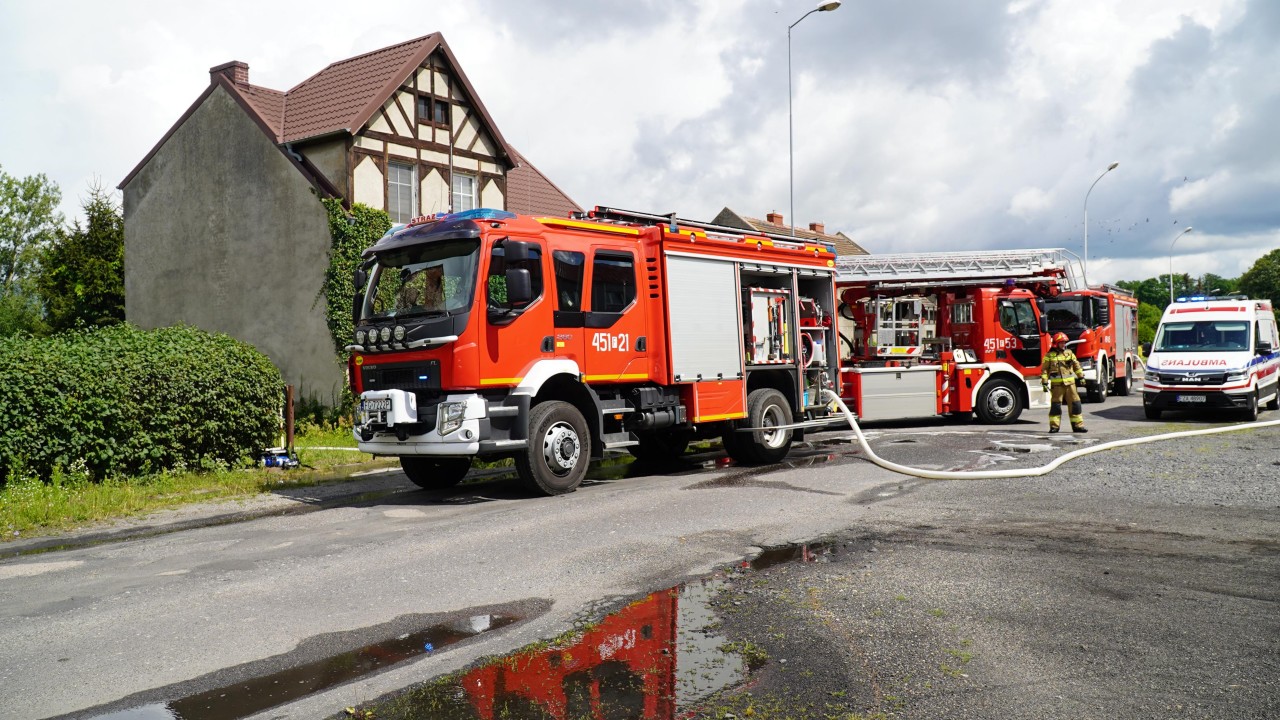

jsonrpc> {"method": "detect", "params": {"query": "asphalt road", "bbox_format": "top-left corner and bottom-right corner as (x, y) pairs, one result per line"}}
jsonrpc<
(1, 394), (1277, 719)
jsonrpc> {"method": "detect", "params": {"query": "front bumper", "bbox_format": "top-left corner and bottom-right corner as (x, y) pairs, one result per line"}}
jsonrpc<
(354, 390), (529, 457)
(1142, 388), (1251, 411)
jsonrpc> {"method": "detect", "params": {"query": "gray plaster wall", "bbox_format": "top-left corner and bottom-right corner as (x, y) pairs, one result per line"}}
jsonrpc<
(298, 138), (349, 198)
(123, 86), (346, 402)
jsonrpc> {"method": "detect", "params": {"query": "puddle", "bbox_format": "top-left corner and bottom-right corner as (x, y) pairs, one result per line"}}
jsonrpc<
(356, 541), (833, 719)
(89, 613), (520, 720)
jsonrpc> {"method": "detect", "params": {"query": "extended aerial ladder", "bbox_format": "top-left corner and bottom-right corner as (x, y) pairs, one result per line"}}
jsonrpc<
(835, 248), (1085, 291)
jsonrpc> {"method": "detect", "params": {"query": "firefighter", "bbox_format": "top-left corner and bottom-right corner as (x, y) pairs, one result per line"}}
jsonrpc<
(1041, 332), (1087, 433)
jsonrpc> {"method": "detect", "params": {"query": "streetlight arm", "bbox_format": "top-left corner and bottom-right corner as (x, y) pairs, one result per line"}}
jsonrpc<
(790, 8), (820, 29)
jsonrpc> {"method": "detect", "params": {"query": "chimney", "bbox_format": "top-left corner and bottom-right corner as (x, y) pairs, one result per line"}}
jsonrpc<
(210, 61), (250, 87)
(766, 211), (784, 225)
(808, 221), (825, 235)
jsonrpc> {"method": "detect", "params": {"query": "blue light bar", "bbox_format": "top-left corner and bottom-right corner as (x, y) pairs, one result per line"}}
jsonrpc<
(448, 208), (516, 221)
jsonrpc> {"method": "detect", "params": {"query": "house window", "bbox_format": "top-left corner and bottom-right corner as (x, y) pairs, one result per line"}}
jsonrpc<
(452, 172), (476, 212)
(388, 162), (417, 224)
(416, 97), (451, 126)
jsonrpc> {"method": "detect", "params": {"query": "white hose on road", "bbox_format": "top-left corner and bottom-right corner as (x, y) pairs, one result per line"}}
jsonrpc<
(820, 389), (1280, 480)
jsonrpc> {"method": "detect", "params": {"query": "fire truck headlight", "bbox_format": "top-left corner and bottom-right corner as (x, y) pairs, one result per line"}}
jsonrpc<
(438, 401), (466, 436)
(380, 326), (392, 342)
(355, 329), (366, 345)
(393, 325), (406, 341)
(1079, 359), (1094, 369)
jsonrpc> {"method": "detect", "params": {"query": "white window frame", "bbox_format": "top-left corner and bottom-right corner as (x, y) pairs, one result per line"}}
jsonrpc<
(452, 172), (477, 212)
(388, 161), (417, 223)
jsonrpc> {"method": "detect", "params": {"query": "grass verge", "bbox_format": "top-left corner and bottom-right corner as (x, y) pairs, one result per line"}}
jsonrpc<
(0, 425), (396, 541)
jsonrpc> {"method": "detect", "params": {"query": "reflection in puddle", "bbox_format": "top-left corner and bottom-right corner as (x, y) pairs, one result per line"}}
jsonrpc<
(364, 582), (751, 719)
(364, 541), (833, 719)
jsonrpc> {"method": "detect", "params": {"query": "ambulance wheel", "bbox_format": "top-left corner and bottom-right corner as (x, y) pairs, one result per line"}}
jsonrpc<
(1143, 404), (1162, 420)
(628, 430), (692, 463)
(1113, 361), (1131, 396)
(738, 388), (794, 464)
(400, 456), (471, 490)
(518, 401), (589, 495)
(975, 378), (1022, 424)
(1242, 391), (1259, 422)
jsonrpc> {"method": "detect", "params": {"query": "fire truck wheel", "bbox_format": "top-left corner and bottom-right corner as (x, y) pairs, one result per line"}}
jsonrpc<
(1086, 361), (1109, 403)
(975, 378), (1022, 424)
(628, 430), (692, 464)
(739, 388), (794, 464)
(400, 456), (471, 490)
(518, 401), (589, 495)
(1114, 361), (1131, 396)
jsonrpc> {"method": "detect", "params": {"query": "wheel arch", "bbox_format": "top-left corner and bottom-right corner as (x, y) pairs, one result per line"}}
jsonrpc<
(532, 373), (604, 458)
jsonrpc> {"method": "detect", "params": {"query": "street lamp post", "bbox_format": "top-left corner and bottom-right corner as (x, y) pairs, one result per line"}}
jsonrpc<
(788, 0), (842, 236)
(1168, 226), (1194, 304)
(1082, 161), (1119, 285)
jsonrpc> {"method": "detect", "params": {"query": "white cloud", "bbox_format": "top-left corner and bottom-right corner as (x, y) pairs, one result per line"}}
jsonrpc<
(1008, 187), (1053, 220)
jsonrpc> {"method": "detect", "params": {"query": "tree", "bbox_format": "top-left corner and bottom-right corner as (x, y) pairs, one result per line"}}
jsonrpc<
(36, 183), (125, 331)
(1137, 302), (1162, 345)
(0, 165), (62, 336)
(1238, 248), (1280, 315)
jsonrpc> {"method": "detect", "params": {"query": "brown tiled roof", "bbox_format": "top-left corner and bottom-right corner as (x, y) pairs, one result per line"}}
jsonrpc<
(122, 33), (518, 191)
(506, 147), (582, 217)
(711, 207), (869, 255)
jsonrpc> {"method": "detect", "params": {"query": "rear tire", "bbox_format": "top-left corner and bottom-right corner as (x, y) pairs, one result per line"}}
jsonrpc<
(1113, 360), (1131, 396)
(975, 378), (1022, 424)
(1143, 404), (1161, 420)
(517, 401), (590, 496)
(729, 388), (795, 465)
(400, 456), (471, 490)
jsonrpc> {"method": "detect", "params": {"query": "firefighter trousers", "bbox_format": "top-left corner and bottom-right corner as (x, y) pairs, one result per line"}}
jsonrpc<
(1048, 383), (1084, 430)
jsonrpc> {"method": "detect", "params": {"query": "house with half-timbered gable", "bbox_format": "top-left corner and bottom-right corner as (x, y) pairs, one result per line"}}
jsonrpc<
(120, 33), (579, 401)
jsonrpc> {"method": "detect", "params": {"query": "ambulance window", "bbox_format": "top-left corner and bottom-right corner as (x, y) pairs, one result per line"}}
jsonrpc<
(591, 252), (635, 313)
(553, 250), (585, 310)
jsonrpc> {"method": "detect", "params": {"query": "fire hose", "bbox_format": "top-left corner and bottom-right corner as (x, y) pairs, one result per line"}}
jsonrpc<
(819, 389), (1280, 480)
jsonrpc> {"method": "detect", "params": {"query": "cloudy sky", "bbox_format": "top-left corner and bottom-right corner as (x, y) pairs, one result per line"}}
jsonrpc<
(2, 0), (1277, 285)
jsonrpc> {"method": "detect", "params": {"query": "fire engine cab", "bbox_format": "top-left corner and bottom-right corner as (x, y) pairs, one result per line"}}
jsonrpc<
(833, 249), (1085, 424)
(1143, 296), (1279, 420)
(348, 208), (841, 495)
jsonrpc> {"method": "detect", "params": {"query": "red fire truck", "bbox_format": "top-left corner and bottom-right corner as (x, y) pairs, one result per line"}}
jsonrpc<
(348, 207), (841, 495)
(833, 249), (1081, 424)
(1042, 284), (1139, 402)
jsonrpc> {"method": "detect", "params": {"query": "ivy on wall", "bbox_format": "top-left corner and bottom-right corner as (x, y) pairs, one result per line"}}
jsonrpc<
(320, 199), (391, 355)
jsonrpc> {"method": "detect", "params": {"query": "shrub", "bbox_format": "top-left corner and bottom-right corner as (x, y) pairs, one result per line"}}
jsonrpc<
(0, 324), (283, 485)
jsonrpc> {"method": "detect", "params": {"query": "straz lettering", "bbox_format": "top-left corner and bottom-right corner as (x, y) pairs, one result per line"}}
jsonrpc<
(1161, 359), (1228, 367)
(592, 332), (630, 353)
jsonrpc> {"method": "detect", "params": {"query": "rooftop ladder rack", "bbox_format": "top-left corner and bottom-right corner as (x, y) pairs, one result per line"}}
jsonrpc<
(584, 206), (837, 253)
(835, 248), (1085, 291)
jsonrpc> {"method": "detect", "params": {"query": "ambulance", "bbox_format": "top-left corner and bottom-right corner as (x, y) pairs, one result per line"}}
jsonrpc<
(1142, 296), (1279, 420)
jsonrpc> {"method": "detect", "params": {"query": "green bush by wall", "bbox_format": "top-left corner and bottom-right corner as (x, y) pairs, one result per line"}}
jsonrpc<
(0, 324), (283, 485)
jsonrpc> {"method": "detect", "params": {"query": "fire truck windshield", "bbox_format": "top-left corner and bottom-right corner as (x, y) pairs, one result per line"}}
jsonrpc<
(1153, 321), (1250, 353)
(361, 239), (480, 321)
(1044, 298), (1090, 335)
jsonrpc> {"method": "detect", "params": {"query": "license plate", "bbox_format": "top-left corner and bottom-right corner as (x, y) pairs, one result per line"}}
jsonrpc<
(1175, 395), (1206, 403)
(361, 398), (392, 413)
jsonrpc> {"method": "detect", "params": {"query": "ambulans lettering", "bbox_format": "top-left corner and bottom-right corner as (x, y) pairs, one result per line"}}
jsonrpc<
(592, 332), (629, 352)
(1159, 359), (1229, 367)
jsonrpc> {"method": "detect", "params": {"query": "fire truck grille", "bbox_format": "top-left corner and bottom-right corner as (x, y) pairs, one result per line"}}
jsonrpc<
(361, 360), (442, 391)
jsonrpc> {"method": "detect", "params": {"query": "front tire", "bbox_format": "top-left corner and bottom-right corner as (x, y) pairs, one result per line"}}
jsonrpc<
(401, 456), (471, 490)
(1242, 390), (1259, 422)
(1113, 360), (1131, 396)
(517, 401), (590, 496)
(975, 378), (1022, 424)
(1086, 359), (1109, 403)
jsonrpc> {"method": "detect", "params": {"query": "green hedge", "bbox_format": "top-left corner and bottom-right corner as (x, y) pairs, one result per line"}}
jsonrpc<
(0, 324), (283, 485)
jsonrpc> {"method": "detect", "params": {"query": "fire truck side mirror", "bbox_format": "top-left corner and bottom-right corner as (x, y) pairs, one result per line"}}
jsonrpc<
(504, 240), (534, 263)
(1038, 314), (1048, 335)
(351, 268), (368, 324)
(506, 268), (533, 307)
(1141, 342), (1152, 356)
(1096, 301), (1110, 326)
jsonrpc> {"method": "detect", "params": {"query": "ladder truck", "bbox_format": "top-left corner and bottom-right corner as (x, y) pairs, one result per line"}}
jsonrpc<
(347, 207), (841, 495)
(833, 249), (1083, 424)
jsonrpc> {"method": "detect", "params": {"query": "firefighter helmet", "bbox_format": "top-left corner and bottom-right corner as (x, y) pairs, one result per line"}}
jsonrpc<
(1052, 332), (1069, 345)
